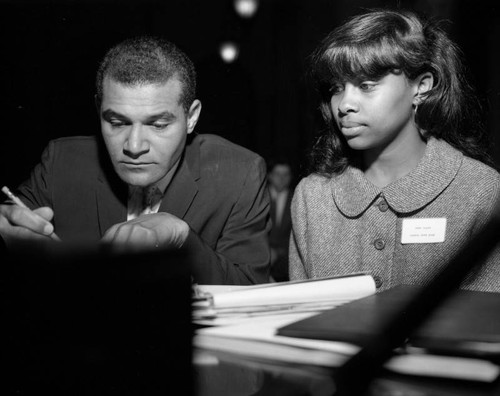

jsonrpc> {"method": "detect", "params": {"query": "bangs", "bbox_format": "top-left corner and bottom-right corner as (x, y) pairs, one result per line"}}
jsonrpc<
(313, 38), (404, 96)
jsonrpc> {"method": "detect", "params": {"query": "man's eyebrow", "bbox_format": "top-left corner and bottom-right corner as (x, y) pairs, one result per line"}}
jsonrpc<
(101, 109), (176, 122)
(144, 111), (176, 123)
(101, 109), (128, 120)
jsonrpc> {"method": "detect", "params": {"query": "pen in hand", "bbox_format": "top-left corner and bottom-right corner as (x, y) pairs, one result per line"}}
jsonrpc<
(1, 185), (61, 241)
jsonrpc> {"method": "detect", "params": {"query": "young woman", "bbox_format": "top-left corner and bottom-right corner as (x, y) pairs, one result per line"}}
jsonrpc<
(289, 9), (500, 291)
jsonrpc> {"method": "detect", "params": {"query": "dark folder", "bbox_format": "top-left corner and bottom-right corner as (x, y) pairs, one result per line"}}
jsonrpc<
(278, 286), (500, 360)
(2, 243), (193, 396)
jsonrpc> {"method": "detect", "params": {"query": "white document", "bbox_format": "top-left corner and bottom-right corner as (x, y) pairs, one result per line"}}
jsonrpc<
(193, 273), (377, 325)
(202, 273), (376, 309)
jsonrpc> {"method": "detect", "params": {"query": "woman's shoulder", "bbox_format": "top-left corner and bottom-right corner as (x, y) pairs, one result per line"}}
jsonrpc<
(292, 173), (341, 211)
(295, 173), (334, 192)
(459, 156), (500, 194)
(461, 155), (500, 182)
(433, 138), (500, 190)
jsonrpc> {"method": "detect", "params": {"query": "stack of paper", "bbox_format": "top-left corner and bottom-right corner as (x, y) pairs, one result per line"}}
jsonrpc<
(192, 273), (376, 326)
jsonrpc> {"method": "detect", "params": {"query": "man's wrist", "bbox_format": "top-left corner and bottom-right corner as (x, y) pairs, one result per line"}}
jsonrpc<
(175, 220), (190, 248)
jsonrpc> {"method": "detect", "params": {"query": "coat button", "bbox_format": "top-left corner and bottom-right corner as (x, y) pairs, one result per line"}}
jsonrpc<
(374, 238), (385, 250)
(378, 199), (389, 212)
(373, 276), (383, 288)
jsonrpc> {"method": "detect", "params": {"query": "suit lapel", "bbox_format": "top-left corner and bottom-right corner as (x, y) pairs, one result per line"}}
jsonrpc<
(96, 168), (127, 236)
(159, 152), (198, 219)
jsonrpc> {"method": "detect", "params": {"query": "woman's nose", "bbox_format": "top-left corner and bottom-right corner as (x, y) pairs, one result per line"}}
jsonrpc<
(336, 84), (359, 115)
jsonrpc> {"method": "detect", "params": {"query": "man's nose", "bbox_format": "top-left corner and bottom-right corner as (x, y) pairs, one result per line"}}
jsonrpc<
(124, 124), (149, 157)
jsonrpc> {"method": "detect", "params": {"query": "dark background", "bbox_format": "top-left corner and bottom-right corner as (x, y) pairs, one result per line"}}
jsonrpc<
(1, 0), (499, 188)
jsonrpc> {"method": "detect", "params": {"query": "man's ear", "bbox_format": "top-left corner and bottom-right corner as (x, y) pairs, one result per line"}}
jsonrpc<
(187, 99), (202, 134)
(413, 72), (434, 106)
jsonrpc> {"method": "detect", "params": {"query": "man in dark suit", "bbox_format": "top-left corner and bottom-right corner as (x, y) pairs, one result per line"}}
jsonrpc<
(0, 36), (271, 285)
(267, 158), (294, 282)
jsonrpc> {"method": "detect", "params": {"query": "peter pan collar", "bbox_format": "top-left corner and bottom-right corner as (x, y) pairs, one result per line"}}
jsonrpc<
(331, 138), (463, 217)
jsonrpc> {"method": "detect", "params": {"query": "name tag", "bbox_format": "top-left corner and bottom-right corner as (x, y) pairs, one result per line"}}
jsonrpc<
(401, 218), (447, 244)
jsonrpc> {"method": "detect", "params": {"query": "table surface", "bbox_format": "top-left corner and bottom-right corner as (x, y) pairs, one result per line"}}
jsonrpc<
(193, 350), (500, 396)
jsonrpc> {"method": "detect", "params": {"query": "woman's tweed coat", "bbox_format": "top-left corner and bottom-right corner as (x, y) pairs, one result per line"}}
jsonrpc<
(289, 138), (500, 292)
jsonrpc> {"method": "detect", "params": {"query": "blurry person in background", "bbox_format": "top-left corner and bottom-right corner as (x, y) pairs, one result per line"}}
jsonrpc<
(267, 157), (294, 282)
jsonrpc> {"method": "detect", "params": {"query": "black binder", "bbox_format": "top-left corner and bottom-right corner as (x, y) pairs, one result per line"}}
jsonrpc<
(278, 285), (500, 360)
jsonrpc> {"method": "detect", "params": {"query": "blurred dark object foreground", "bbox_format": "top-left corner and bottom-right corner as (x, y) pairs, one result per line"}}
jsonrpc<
(1, 242), (193, 396)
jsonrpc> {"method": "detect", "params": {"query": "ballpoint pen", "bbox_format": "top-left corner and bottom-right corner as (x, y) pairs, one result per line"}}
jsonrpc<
(1, 185), (61, 241)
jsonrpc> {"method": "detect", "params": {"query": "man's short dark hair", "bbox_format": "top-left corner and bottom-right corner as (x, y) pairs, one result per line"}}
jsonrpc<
(96, 36), (196, 112)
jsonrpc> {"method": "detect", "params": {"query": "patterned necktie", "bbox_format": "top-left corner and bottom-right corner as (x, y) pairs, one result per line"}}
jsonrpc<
(127, 185), (163, 220)
(142, 185), (162, 215)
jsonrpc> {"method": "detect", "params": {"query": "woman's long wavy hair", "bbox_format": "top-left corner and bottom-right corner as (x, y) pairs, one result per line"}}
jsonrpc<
(308, 9), (492, 177)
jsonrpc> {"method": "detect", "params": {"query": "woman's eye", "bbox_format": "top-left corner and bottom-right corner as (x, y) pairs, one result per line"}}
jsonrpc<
(329, 84), (343, 95)
(360, 82), (376, 91)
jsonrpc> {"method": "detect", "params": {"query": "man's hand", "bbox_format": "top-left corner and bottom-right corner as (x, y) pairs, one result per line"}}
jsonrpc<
(0, 204), (58, 246)
(101, 212), (190, 252)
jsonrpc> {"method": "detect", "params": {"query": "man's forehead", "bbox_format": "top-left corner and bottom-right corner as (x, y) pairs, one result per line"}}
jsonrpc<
(102, 74), (182, 89)
(101, 77), (184, 108)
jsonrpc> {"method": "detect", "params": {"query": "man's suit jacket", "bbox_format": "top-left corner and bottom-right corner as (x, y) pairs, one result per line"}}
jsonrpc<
(16, 133), (271, 285)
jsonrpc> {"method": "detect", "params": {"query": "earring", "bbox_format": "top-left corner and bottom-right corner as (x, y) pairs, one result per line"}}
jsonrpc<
(413, 102), (426, 137)
(413, 97), (421, 115)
